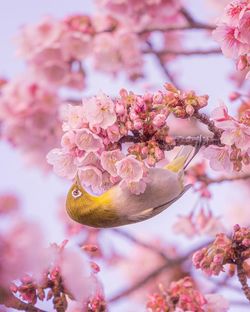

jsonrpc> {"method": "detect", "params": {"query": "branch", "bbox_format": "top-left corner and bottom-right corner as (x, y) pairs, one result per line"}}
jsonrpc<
(143, 48), (222, 57)
(138, 23), (215, 34)
(108, 241), (211, 303)
(140, 7), (215, 33)
(108, 260), (180, 303)
(201, 174), (250, 185)
(237, 261), (250, 302)
(0, 288), (46, 312)
(180, 7), (214, 31)
(146, 41), (181, 89)
(193, 111), (223, 139)
(119, 135), (222, 149)
(112, 229), (170, 261)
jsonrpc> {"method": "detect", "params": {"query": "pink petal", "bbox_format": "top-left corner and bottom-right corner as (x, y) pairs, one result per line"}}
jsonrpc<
(75, 129), (103, 152)
(115, 155), (144, 182)
(100, 149), (124, 176)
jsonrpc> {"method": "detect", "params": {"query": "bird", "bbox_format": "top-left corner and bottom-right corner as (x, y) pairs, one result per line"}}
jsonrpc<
(66, 145), (199, 228)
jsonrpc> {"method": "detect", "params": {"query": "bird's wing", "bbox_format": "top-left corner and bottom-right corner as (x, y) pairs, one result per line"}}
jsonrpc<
(127, 184), (192, 223)
(164, 146), (194, 173)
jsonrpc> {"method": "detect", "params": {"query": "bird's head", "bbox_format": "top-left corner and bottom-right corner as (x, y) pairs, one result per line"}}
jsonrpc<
(66, 174), (97, 223)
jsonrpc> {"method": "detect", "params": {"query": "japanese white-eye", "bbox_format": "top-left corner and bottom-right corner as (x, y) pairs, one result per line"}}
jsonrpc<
(66, 146), (196, 228)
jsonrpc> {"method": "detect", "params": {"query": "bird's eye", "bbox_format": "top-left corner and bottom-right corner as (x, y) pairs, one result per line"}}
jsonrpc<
(72, 188), (82, 198)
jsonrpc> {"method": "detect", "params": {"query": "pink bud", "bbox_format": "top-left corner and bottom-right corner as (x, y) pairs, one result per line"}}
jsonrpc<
(133, 119), (143, 130)
(234, 224), (240, 232)
(9, 284), (18, 293)
(143, 92), (153, 102)
(198, 95), (209, 107)
(153, 114), (166, 128)
(141, 146), (148, 155)
(153, 91), (163, 104)
(186, 104), (195, 116)
(119, 88), (128, 97)
(82, 244), (99, 252)
(213, 254), (224, 264)
(154, 147), (164, 161)
(90, 261), (100, 273)
(237, 55), (248, 71)
(229, 92), (240, 101)
(242, 238), (250, 247)
(115, 103), (125, 115)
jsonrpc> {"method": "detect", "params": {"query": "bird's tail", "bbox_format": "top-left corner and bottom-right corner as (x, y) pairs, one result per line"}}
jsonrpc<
(164, 145), (197, 173)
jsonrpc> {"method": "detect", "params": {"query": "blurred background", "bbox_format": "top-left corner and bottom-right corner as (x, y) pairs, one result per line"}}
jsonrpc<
(1, 0), (250, 311)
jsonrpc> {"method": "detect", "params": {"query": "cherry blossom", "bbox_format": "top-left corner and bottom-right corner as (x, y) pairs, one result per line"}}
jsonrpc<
(146, 277), (228, 312)
(204, 294), (229, 312)
(220, 119), (250, 149)
(0, 76), (61, 168)
(47, 149), (77, 179)
(100, 150), (125, 177)
(93, 30), (143, 78)
(75, 129), (104, 151)
(82, 93), (117, 129)
(3, 1), (250, 311)
(55, 245), (94, 303)
(203, 146), (232, 171)
(96, 0), (183, 30)
(115, 155), (145, 183)
(0, 221), (49, 285)
(213, 0), (250, 78)
(78, 166), (103, 193)
(193, 225), (250, 277)
(61, 104), (87, 131)
(173, 208), (225, 238)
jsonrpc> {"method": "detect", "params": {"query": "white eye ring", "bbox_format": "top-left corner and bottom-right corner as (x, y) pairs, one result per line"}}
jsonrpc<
(72, 189), (82, 198)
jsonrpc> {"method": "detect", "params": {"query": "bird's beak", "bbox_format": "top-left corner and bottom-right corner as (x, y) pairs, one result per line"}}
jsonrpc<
(74, 172), (81, 186)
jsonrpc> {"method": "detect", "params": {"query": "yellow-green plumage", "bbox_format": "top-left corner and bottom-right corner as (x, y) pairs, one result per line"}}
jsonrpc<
(66, 146), (194, 228)
(66, 182), (120, 228)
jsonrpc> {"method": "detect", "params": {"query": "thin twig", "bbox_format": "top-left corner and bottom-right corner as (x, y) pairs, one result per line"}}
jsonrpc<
(146, 41), (181, 89)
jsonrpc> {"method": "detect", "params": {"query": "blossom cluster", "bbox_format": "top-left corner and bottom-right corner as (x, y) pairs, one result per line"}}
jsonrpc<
(185, 161), (212, 198)
(204, 104), (250, 171)
(16, 14), (144, 83)
(192, 224), (250, 277)
(0, 197), (104, 311)
(0, 77), (61, 168)
(192, 233), (232, 276)
(146, 276), (229, 312)
(47, 85), (208, 194)
(9, 241), (104, 311)
(213, 0), (250, 79)
(0, 222), (103, 309)
(96, 0), (184, 31)
(173, 206), (224, 238)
